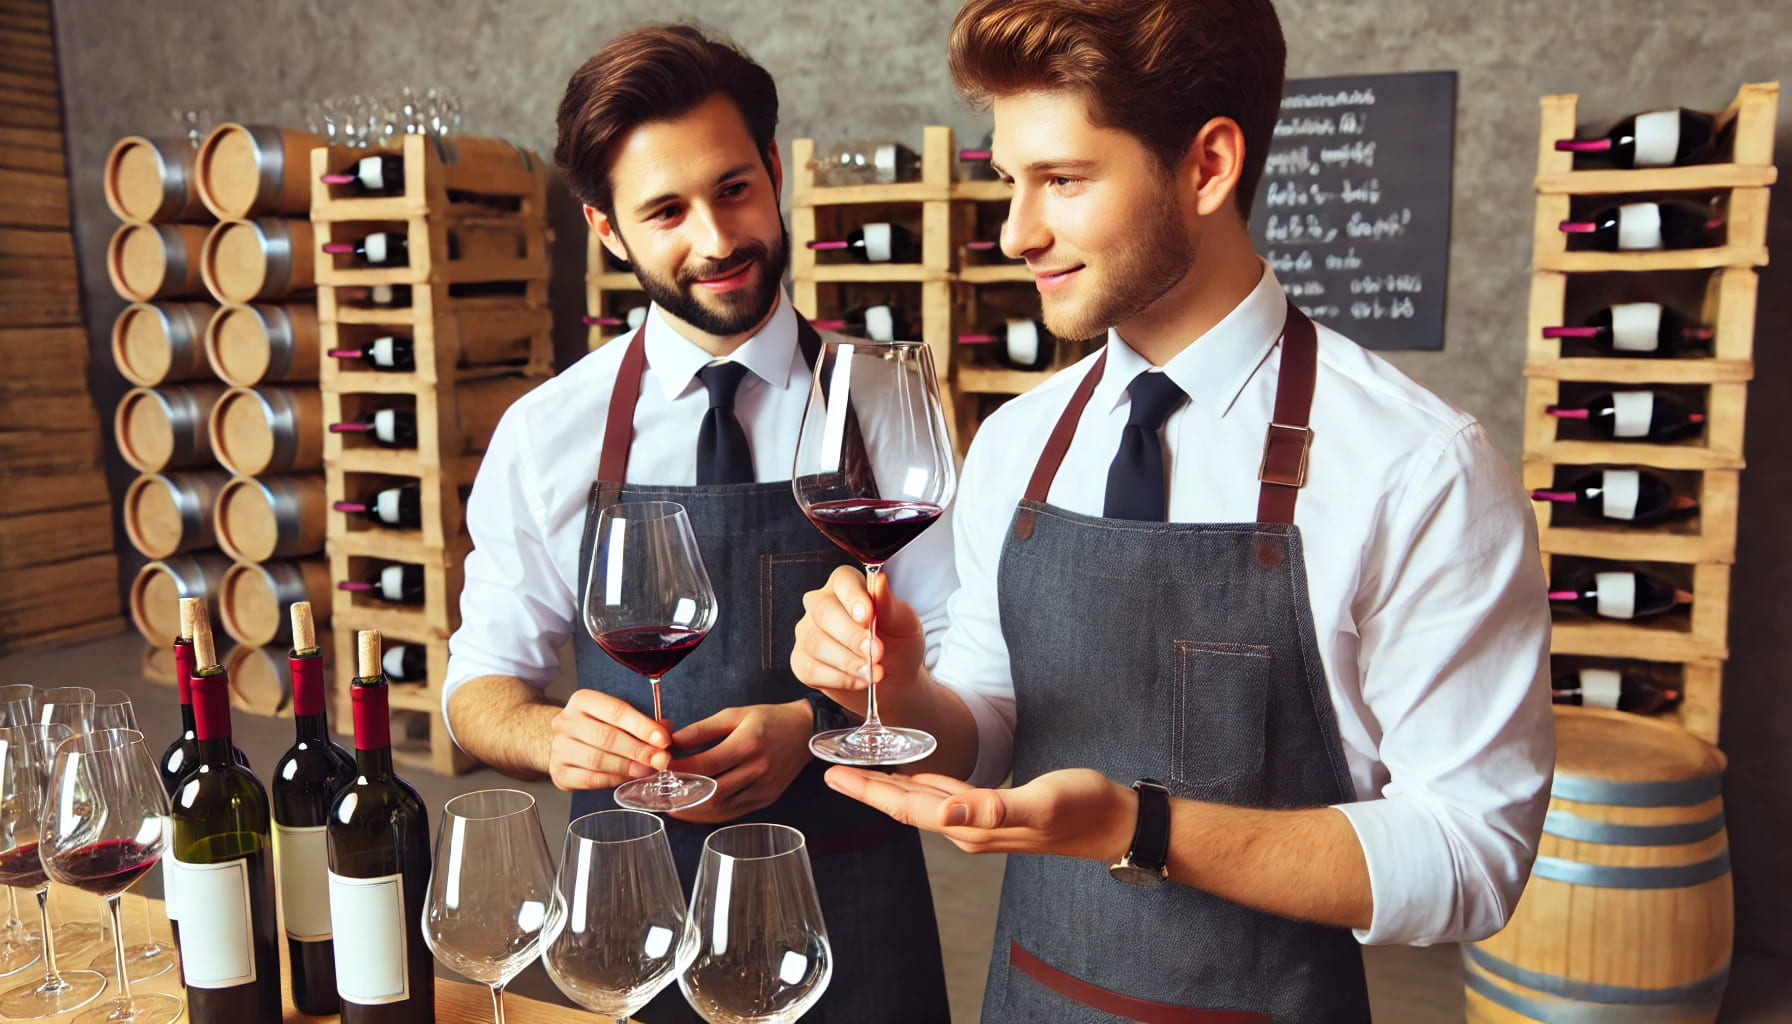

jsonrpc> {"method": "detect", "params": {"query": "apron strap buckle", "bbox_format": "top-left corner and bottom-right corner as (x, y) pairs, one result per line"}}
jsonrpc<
(1258, 422), (1313, 489)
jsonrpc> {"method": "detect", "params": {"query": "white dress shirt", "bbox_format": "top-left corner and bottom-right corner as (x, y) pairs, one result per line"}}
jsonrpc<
(935, 263), (1554, 947)
(444, 294), (959, 741)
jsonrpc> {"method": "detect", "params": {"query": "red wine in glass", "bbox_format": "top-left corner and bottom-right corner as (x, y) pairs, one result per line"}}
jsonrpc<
(806, 500), (944, 565)
(0, 844), (47, 891)
(593, 627), (707, 681)
(49, 840), (159, 897)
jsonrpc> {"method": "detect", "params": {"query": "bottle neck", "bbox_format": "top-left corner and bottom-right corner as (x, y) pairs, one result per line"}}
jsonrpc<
(191, 670), (236, 765)
(351, 678), (394, 778)
(290, 650), (329, 741)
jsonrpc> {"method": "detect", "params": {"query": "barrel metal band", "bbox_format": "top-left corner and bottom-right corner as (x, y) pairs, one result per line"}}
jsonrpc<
(159, 388), (202, 465)
(162, 472), (208, 539)
(259, 477), (309, 559)
(258, 389), (301, 473)
(260, 305), (295, 381)
(245, 124), (287, 212)
(256, 219), (294, 299)
(1543, 808), (1725, 847)
(1531, 849), (1729, 889)
(1463, 948), (1728, 1021)
(157, 225), (190, 293)
(155, 138), (190, 219)
(1551, 771), (1723, 808)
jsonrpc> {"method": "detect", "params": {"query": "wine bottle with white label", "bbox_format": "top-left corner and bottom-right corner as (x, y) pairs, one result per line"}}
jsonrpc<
(330, 408), (419, 448)
(810, 304), (912, 342)
(806, 141), (921, 186)
(1552, 668), (1683, 714)
(1545, 391), (1705, 441)
(1530, 468), (1697, 523)
(271, 602), (357, 1016)
(1554, 109), (1722, 168)
(327, 631), (434, 1024)
(333, 485), (422, 530)
(1541, 303), (1713, 358)
(329, 335), (415, 372)
(169, 613), (281, 1024)
(1549, 571), (1692, 620)
(323, 232), (410, 267)
(582, 305), (648, 331)
(338, 564), (426, 606)
(959, 318), (1054, 371)
(338, 285), (413, 309)
(382, 644), (427, 683)
(322, 155), (406, 196)
(1558, 201), (1724, 251)
(806, 222), (921, 263)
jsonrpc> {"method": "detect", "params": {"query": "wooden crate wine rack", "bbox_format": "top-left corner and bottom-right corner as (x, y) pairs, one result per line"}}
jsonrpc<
(314, 135), (552, 774)
(1521, 81), (1777, 743)
(586, 238), (645, 350)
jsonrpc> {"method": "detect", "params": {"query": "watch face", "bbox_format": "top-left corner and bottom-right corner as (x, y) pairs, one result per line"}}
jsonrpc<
(1107, 861), (1166, 888)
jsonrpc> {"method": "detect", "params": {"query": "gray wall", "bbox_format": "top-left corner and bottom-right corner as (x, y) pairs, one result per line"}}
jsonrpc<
(48, 0), (1792, 960)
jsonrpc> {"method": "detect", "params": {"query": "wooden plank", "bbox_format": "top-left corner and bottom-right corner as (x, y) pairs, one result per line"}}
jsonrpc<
(1525, 440), (1743, 472)
(0, 84), (57, 116)
(1523, 358), (1753, 385)
(1675, 660), (1723, 745)
(0, 139), (60, 174)
(1535, 94), (1578, 180)
(0, 256), (78, 296)
(0, 125), (60, 153)
(1706, 266), (1758, 365)
(0, 552), (119, 646)
(0, 502), (113, 569)
(1724, 82), (1779, 168)
(0, 166), (68, 227)
(0, 392), (100, 431)
(951, 180), (1012, 203)
(0, 468), (108, 516)
(1535, 163), (1777, 195)
(0, 615), (125, 655)
(0, 291), (79, 325)
(958, 365), (1050, 395)
(1536, 246), (1769, 273)
(958, 264), (1032, 284)
(0, 97), (57, 131)
(0, 225), (69, 259)
(806, 262), (948, 283)
(792, 182), (951, 208)
(0, 69), (56, 96)
(0, 427), (103, 474)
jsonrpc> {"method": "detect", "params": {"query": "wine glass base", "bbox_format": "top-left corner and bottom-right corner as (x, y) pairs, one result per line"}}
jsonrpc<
(73, 991), (183, 1024)
(0, 937), (40, 977)
(0, 967), (106, 1019)
(810, 726), (936, 766)
(88, 941), (175, 983)
(614, 773), (717, 813)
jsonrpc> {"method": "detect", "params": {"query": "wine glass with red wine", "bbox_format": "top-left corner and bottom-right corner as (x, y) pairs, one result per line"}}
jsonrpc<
(791, 338), (956, 766)
(39, 728), (181, 1024)
(582, 501), (720, 812)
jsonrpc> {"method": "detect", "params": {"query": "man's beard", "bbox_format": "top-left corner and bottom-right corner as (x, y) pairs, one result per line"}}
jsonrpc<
(626, 223), (790, 337)
(1039, 186), (1193, 343)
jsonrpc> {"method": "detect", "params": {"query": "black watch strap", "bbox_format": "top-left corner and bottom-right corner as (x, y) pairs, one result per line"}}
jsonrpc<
(1130, 779), (1171, 874)
(803, 692), (856, 736)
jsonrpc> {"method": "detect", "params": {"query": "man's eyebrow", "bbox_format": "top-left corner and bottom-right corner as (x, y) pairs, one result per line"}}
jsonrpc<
(631, 163), (758, 218)
(988, 158), (1101, 178)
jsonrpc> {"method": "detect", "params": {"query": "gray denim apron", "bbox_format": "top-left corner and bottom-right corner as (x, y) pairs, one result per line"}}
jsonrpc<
(981, 304), (1373, 1023)
(570, 316), (950, 1024)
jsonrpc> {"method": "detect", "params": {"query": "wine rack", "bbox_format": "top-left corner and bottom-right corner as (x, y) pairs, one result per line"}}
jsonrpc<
(312, 135), (553, 774)
(1521, 82), (1777, 744)
(585, 236), (646, 350)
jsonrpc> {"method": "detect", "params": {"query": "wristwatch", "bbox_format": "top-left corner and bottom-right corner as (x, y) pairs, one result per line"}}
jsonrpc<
(1107, 779), (1171, 887)
(803, 691), (858, 736)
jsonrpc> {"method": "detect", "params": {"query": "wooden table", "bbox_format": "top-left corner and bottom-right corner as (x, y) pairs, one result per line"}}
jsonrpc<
(22, 886), (624, 1024)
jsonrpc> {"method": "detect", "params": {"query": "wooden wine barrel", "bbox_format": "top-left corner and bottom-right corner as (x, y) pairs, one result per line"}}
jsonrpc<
(221, 644), (296, 716)
(218, 559), (330, 648)
(129, 552), (231, 647)
(204, 303), (319, 386)
(455, 374), (543, 454)
(213, 474), (326, 562)
(194, 124), (325, 219)
(103, 135), (209, 223)
(199, 218), (316, 303)
(1464, 706), (1732, 1023)
(123, 470), (229, 559)
(107, 223), (209, 301)
(114, 383), (227, 472)
(111, 301), (214, 386)
(209, 386), (324, 476)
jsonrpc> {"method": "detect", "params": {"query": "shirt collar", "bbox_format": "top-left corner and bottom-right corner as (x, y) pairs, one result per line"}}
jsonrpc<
(642, 290), (800, 401)
(1097, 260), (1289, 419)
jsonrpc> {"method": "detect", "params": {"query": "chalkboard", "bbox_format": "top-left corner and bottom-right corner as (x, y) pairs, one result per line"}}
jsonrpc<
(1248, 70), (1457, 351)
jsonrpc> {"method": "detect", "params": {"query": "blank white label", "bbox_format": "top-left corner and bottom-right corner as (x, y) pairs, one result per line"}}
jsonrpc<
(1579, 668), (1625, 709)
(1600, 470), (1642, 520)
(1609, 302), (1663, 353)
(864, 305), (895, 342)
(171, 856), (257, 988)
(273, 824), (332, 940)
(380, 565), (407, 601)
(862, 223), (893, 263)
(1616, 203), (1663, 251)
(357, 156), (387, 192)
(161, 854), (180, 922)
(1594, 572), (1638, 619)
(365, 233), (390, 264)
(376, 487), (402, 525)
(873, 144), (898, 182)
(370, 336), (398, 367)
(328, 871), (409, 1004)
(1005, 319), (1040, 366)
(1611, 392), (1655, 438)
(373, 409), (399, 445)
(1632, 111), (1681, 168)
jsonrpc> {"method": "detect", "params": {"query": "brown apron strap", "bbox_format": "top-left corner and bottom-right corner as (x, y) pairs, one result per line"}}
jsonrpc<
(1012, 349), (1108, 540)
(1255, 301), (1317, 526)
(1008, 941), (1269, 1024)
(596, 325), (648, 487)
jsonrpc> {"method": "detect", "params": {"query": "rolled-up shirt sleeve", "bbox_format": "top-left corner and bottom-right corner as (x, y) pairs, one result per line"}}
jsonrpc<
(443, 404), (574, 746)
(1333, 422), (1555, 946)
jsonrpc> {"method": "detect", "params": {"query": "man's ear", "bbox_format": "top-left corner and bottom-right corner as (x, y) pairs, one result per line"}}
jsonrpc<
(584, 204), (630, 265)
(1181, 116), (1247, 219)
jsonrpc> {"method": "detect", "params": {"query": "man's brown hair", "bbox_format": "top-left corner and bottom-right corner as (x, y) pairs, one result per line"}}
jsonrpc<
(948, 0), (1285, 217)
(555, 23), (779, 217)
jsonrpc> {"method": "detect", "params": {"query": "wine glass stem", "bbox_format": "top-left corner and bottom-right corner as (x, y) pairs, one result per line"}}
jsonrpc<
(490, 981), (507, 1024)
(105, 894), (130, 1001)
(648, 676), (676, 793)
(31, 886), (61, 986)
(5, 887), (20, 934)
(862, 563), (884, 730)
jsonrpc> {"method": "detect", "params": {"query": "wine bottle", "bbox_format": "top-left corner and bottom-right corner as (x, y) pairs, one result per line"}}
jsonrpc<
(1541, 302), (1713, 357)
(581, 305), (648, 330)
(1554, 109), (1721, 168)
(1558, 201), (1724, 251)
(1530, 468), (1697, 523)
(958, 130), (999, 180)
(338, 564), (425, 605)
(323, 232), (410, 267)
(329, 408), (418, 448)
(329, 335), (415, 372)
(382, 644), (427, 683)
(169, 613), (281, 1024)
(271, 602), (357, 1016)
(807, 141), (921, 185)
(1552, 667), (1683, 714)
(321, 155), (406, 195)
(161, 598), (250, 796)
(333, 485), (422, 530)
(1548, 571), (1692, 620)
(1545, 391), (1705, 441)
(327, 630), (434, 1024)
(806, 222), (921, 263)
(810, 304), (911, 342)
(338, 285), (413, 309)
(959, 318), (1053, 371)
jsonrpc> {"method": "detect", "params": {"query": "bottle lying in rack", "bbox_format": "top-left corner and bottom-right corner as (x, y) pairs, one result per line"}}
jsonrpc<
(1548, 570), (1692, 620)
(957, 131), (998, 180)
(324, 232), (412, 267)
(807, 222), (921, 263)
(1554, 108), (1724, 169)
(1530, 468), (1697, 523)
(1545, 390), (1705, 441)
(339, 564), (425, 606)
(323, 154), (407, 195)
(962, 238), (1018, 262)
(338, 285), (413, 309)
(330, 408), (419, 448)
(811, 304), (911, 342)
(334, 484), (422, 529)
(959, 318), (1054, 371)
(807, 141), (921, 186)
(1558, 200), (1724, 251)
(330, 335), (415, 372)
(1552, 667), (1683, 714)
(383, 644), (427, 683)
(583, 306), (648, 331)
(1542, 302), (1713, 357)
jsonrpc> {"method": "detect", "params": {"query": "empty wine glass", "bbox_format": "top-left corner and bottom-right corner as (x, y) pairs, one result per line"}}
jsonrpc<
(0, 723), (103, 1019)
(0, 686), (41, 977)
(542, 811), (694, 1023)
(79, 695), (174, 984)
(423, 789), (565, 1024)
(679, 824), (831, 1023)
(41, 729), (181, 1024)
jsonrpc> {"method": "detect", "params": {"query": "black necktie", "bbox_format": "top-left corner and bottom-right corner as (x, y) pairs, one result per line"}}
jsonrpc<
(1104, 370), (1187, 521)
(696, 361), (754, 485)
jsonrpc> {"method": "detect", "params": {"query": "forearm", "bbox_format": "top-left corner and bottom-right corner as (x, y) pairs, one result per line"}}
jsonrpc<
(445, 675), (557, 780)
(1164, 799), (1372, 931)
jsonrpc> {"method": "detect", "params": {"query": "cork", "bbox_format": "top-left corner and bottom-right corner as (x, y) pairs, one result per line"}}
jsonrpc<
(179, 596), (202, 640)
(290, 600), (317, 652)
(357, 630), (382, 679)
(192, 610), (219, 671)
